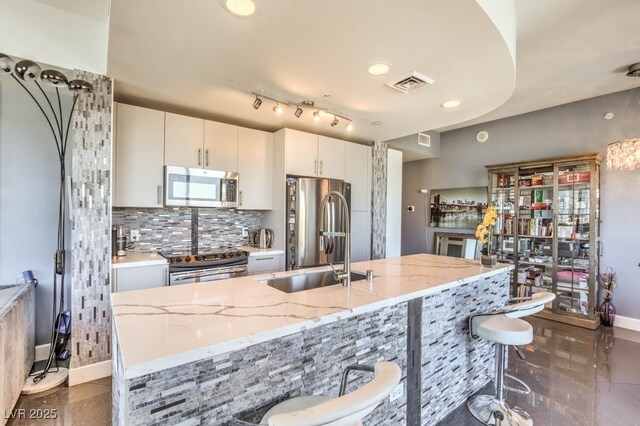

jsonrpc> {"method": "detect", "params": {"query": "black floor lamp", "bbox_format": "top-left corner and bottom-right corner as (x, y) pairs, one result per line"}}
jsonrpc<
(0, 53), (93, 393)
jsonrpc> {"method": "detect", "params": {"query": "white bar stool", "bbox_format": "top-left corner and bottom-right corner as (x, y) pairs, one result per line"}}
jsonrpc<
(467, 292), (556, 426)
(259, 362), (401, 426)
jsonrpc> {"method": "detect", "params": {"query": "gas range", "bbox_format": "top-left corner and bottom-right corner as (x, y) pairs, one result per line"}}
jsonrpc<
(160, 249), (249, 285)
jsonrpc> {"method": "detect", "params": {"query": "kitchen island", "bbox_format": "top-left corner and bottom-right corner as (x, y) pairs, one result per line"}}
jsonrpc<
(111, 254), (512, 425)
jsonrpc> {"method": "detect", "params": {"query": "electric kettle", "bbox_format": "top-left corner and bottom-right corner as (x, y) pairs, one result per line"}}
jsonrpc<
(254, 228), (274, 249)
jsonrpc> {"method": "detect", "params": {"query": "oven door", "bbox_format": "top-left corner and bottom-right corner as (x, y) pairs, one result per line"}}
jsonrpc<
(164, 166), (238, 208)
(169, 265), (248, 285)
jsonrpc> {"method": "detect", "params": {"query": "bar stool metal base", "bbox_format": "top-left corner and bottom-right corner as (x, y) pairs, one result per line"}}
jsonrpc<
(467, 394), (533, 426)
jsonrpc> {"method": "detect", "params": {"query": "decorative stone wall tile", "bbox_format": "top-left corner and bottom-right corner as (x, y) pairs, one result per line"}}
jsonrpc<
(371, 141), (388, 259)
(70, 71), (113, 368)
(112, 207), (261, 254)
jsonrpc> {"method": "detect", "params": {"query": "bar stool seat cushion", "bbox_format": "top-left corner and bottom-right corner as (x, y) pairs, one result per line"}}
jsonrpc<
(261, 396), (334, 425)
(474, 315), (533, 346)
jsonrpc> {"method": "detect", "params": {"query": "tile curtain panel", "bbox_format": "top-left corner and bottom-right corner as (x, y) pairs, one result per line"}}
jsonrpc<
(372, 141), (388, 259)
(70, 70), (113, 369)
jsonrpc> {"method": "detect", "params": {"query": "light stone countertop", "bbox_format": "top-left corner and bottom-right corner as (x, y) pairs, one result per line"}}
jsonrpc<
(240, 246), (286, 256)
(111, 252), (168, 269)
(111, 254), (513, 379)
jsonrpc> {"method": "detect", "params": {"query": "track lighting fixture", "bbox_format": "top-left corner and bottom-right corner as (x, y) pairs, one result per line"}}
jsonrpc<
(41, 70), (69, 87)
(250, 91), (353, 131)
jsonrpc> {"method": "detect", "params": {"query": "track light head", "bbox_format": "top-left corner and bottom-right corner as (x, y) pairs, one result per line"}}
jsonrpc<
(253, 96), (263, 109)
(331, 116), (339, 127)
(41, 69), (69, 87)
(294, 107), (303, 118)
(313, 110), (320, 122)
(273, 103), (283, 115)
(68, 79), (94, 94)
(346, 121), (353, 131)
(14, 60), (41, 81)
(0, 53), (15, 75)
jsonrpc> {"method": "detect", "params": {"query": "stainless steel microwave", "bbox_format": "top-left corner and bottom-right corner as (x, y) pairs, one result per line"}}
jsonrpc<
(164, 166), (238, 208)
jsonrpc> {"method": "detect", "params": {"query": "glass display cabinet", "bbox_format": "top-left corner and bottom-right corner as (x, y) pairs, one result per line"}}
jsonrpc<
(486, 153), (602, 329)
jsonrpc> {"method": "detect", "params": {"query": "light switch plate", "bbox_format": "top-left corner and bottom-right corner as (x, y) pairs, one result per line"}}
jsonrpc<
(130, 229), (140, 242)
(390, 384), (404, 402)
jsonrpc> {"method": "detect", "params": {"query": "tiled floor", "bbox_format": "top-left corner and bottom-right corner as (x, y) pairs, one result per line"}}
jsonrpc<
(438, 318), (640, 426)
(7, 318), (640, 425)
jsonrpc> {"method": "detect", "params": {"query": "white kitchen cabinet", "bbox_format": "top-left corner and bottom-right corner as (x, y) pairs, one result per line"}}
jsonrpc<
(164, 112), (204, 168)
(204, 121), (238, 171)
(237, 128), (272, 210)
(112, 264), (168, 293)
(317, 136), (345, 180)
(114, 103), (165, 207)
(344, 142), (372, 212)
(284, 128), (319, 177)
(350, 210), (371, 262)
(283, 129), (346, 179)
(247, 253), (285, 275)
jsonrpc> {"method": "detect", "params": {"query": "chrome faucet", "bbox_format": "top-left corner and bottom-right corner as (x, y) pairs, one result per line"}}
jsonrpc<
(319, 191), (351, 287)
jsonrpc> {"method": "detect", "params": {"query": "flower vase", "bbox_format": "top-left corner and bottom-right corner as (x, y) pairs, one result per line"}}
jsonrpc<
(599, 299), (615, 327)
(481, 255), (497, 268)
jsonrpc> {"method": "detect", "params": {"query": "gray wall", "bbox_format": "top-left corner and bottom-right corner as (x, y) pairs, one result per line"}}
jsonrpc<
(0, 80), (73, 345)
(402, 88), (640, 320)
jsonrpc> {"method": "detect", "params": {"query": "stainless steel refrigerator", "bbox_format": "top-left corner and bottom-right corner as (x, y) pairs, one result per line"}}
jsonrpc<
(285, 176), (351, 270)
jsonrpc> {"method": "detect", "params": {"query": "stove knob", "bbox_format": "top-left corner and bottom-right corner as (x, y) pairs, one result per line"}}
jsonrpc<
(175, 258), (182, 263)
(185, 257), (191, 263)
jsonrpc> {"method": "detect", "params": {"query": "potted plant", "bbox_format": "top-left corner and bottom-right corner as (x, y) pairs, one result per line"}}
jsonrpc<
(476, 205), (498, 267)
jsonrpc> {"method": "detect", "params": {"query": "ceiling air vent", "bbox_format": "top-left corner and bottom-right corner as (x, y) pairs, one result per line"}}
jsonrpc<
(386, 71), (435, 93)
(418, 133), (431, 147)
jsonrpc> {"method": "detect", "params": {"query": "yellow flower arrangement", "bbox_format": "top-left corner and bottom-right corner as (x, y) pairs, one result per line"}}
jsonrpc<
(475, 205), (497, 248)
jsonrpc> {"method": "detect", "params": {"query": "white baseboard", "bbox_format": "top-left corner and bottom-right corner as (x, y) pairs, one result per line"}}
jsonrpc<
(69, 360), (112, 386)
(35, 343), (51, 361)
(614, 315), (640, 332)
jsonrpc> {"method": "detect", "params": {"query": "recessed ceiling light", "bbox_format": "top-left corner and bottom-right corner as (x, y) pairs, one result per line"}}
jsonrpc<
(368, 63), (391, 76)
(224, 0), (256, 17)
(441, 99), (461, 108)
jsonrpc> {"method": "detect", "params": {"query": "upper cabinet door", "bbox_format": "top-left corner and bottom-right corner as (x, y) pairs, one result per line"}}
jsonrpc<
(204, 121), (238, 171)
(344, 143), (371, 211)
(285, 129), (318, 177)
(318, 135), (345, 180)
(238, 128), (272, 210)
(164, 113), (204, 168)
(114, 104), (165, 208)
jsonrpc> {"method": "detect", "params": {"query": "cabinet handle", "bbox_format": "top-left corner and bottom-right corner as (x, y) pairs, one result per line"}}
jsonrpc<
(314, 160), (318, 175)
(255, 257), (275, 261)
(164, 267), (169, 286)
(157, 185), (162, 205)
(198, 148), (202, 166)
(319, 160), (323, 175)
(239, 190), (243, 207)
(205, 149), (210, 167)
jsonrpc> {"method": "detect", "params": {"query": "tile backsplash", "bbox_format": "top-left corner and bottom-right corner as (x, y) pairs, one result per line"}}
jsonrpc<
(112, 207), (261, 254)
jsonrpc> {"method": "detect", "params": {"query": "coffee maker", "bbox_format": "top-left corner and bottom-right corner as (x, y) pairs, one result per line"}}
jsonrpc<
(112, 226), (128, 257)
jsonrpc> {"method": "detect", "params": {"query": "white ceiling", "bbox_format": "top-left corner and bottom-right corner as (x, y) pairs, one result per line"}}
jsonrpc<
(107, 0), (640, 148)
(107, 0), (515, 143)
(438, 0), (640, 132)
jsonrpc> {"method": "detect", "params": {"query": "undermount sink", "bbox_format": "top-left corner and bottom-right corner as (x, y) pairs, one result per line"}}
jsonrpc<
(264, 270), (368, 294)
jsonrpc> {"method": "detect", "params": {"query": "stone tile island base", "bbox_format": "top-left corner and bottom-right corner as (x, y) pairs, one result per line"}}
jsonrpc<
(113, 272), (508, 425)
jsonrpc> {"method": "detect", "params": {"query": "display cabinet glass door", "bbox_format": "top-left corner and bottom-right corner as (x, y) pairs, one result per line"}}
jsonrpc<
(514, 166), (554, 300)
(489, 169), (517, 264)
(553, 162), (597, 319)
